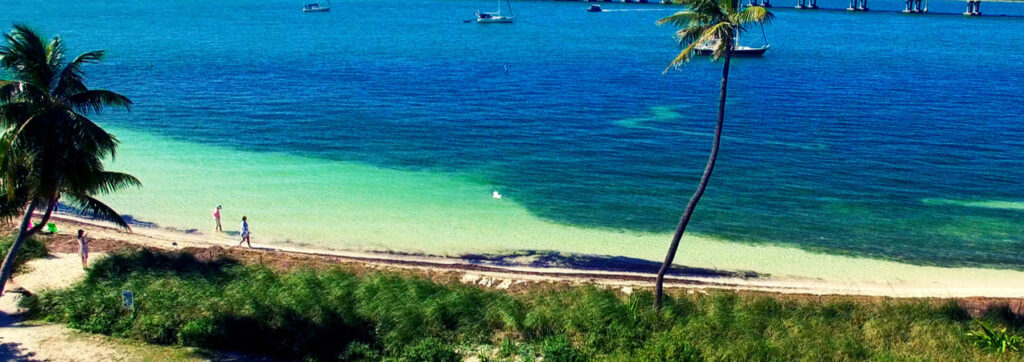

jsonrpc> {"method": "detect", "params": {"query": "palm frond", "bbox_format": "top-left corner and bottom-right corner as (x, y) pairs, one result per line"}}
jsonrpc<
(664, 22), (731, 71)
(62, 109), (119, 158)
(45, 36), (67, 90)
(718, 0), (739, 16)
(683, 0), (728, 22)
(732, 6), (774, 26)
(86, 171), (141, 195)
(675, 24), (713, 48)
(1, 25), (54, 93)
(664, 42), (701, 73)
(63, 192), (131, 230)
(54, 50), (104, 98)
(709, 23), (734, 60)
(657, 11), (697, 27)
(0, 101), (35, 128)
(67, 89), (132, 114)
(0, 191), (27, 220)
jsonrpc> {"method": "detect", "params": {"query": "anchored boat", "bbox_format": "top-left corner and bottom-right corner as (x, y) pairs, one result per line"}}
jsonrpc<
(694, 44), (769, 56)
(476, 0), (515, 23)
(302, 0), (331, 12)
(694, 27), (769, 57)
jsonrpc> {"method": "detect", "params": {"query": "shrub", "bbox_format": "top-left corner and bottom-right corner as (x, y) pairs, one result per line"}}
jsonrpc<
(968, 321), (1024, 353)
(542, 336), (587, 362)
(340, 342), (380, 361)
(24, 249), (1023, 361)
(0, 235), (47, 272)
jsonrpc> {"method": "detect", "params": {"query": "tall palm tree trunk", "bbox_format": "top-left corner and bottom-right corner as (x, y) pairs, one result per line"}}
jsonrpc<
(0, 202), (37, 294)
(654, 45), (733, 309)
(27, 200), (56, 235)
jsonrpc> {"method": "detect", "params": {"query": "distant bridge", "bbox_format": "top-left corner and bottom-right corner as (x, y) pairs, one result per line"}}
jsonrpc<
(589, 0), (1024, 16)
(741, 0), (1024, 15)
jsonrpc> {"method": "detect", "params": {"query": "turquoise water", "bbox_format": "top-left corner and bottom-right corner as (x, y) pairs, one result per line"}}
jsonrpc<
(4, 0), (1024, 272)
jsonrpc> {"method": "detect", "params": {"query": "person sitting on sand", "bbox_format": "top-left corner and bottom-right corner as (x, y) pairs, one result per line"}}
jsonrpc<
(238, 216), (251, 248)
(213, 205), (222, 232)
(77, 229), (89, 268)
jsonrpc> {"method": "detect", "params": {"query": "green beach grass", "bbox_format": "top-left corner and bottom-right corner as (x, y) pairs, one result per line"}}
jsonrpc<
(21, 249), (1024, 361)
(0, 235), (47, 273)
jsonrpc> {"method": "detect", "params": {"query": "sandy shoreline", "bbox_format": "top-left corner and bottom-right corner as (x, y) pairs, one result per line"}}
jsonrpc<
(31, 212), (1024, 299)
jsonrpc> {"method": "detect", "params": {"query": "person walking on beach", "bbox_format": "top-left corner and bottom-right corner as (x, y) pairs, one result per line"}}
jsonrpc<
(77, 229), (89, 268)
(212, 205), (222, 232)
(238, 216), (251, 248)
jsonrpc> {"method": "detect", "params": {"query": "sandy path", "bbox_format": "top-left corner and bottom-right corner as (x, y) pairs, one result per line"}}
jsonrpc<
(0, 253), (204, 362)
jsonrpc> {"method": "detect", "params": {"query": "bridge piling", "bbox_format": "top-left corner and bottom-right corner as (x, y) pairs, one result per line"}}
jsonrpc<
(964, 0), (981, 15)
(903, 0), (924, 13)
(795, 0), (818, 9)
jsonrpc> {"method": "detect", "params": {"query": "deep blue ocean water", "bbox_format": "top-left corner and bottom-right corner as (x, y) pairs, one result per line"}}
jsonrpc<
(3, 0), (1024, 268)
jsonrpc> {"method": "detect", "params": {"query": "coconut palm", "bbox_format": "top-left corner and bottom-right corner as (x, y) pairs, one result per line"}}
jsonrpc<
(0, 24), (139, 293)
(653, 1), (772, 308)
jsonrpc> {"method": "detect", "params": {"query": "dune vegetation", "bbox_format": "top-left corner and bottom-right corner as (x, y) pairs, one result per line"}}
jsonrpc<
(0, 235), (47, 273)
(18, 249), (1024, 361)
(0, 235), (45, 274)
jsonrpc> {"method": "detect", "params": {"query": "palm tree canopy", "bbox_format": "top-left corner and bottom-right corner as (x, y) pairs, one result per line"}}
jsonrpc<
(657, 0), (773, 71)
(0, 24), (138, 229)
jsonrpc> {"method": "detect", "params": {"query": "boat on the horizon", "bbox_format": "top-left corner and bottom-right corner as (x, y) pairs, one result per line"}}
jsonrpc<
(587, 4), (603, 11)
(476, 0), (515, 23)
(302, 0), (331, 12)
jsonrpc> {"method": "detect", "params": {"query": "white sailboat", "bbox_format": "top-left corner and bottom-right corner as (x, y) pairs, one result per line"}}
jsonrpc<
(302, 0), (331, 12)
(476, 0), (515, 23)
(694, 28), (769, 57)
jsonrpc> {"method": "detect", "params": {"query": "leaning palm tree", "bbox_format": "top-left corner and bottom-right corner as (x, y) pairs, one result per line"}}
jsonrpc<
(652, 0), (772, 308)
(0, 24), (139, 293)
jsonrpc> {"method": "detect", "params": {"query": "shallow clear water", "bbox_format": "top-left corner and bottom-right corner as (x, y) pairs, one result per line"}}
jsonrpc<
(3, 0), (1024, 271)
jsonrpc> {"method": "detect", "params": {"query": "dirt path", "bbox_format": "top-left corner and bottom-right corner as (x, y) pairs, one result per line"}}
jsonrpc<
(0, 253), (206, 362)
